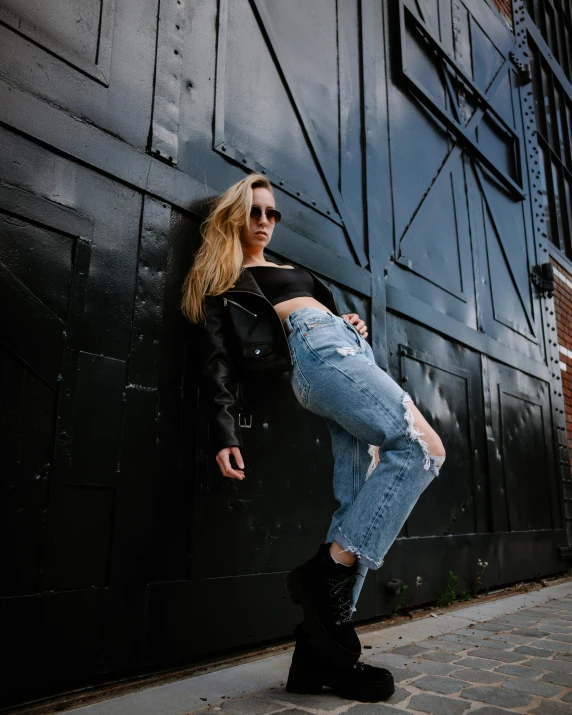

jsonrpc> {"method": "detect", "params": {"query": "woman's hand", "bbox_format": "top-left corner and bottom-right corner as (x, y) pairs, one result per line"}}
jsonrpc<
(216, 446), (245, 480)
(341, 312), (368, 339)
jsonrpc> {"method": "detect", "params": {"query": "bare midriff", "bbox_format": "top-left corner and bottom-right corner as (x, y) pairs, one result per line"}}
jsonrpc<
(273, 296), (331, 323)
(241, 263), (331, 323)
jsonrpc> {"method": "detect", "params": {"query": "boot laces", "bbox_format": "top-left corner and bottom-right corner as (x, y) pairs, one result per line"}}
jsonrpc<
(325, 573), (355, 625)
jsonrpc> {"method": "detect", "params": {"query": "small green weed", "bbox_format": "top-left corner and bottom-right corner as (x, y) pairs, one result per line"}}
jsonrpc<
(438, 570), (458, 607)
(392, 584), (409, 616)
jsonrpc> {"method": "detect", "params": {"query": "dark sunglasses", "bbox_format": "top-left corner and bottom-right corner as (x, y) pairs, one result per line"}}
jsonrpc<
(250, 205), (282, 224)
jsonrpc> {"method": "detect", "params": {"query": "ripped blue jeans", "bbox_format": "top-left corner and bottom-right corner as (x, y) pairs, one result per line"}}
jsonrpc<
(283, 308), (444, 613)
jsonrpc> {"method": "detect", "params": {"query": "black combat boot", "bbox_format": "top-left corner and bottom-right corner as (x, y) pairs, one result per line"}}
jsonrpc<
(286, 623), (395, 702)
(285, 543), (361, 667)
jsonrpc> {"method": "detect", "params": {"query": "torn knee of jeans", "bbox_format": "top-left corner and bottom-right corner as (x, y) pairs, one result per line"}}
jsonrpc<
(402, 393), (445, 477)
(366, 443), (379, 480)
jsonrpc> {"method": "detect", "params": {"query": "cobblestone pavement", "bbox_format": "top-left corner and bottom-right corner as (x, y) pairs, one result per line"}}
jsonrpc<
(61, 583), (572, 715)
(203, 594), (572, 715)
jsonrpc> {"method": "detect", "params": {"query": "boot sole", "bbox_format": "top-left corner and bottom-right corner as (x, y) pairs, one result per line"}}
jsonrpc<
(285, 674), (323, 695)
(285, 569), (361, 668)
(333, 681), (395, 703)
(287, 669), (395, 702)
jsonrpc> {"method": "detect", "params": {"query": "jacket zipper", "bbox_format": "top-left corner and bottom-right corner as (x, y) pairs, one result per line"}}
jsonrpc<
(223, 297), (258, 318)
(225, 289), (293, 369)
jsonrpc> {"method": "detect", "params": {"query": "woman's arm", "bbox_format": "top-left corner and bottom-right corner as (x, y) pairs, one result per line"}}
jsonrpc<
(199, 295), (245, 479)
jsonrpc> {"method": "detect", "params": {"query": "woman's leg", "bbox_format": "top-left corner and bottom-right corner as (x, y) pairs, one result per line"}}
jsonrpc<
(329, 423), (437, 570)
(324, 417), (373, 614)
(287, 308), (445, 571)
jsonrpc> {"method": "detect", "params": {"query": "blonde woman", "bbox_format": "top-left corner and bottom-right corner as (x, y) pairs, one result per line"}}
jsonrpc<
(182, 174), (446, 702)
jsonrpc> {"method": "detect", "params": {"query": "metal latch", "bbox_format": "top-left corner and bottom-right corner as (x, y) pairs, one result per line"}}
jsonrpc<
(385, 578), (404, 595)
(530, 262), (555, 298)
(509, 52), (532, 85)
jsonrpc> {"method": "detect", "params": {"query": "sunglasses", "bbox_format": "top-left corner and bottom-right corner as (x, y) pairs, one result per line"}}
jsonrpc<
(250, 205), (282, 224)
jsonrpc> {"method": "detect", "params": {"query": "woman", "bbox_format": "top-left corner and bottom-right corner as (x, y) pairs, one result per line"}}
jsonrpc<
(182, 174), (446, 702)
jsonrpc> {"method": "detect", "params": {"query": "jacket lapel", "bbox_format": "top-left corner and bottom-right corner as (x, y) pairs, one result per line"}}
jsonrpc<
(226, 269), (266, 297)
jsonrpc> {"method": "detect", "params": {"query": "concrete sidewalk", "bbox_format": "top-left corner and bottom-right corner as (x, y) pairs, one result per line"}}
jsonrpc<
(63, 581), (572, 715)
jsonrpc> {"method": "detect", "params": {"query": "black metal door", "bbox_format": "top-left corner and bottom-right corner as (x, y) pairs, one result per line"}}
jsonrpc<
(0, 0), (158, 698)
(375, 0), (567, 608)
(0, 139), (147, 698)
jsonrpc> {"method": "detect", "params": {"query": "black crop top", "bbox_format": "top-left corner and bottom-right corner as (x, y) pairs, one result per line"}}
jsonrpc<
(246, 265), (317, 305)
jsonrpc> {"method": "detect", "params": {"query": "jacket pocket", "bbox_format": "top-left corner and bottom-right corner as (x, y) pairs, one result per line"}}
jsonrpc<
(243, 342), (273, 358)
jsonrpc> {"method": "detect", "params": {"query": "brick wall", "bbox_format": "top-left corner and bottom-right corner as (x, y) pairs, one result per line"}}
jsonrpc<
(552, 257), (572, 472)
(490, 0), (513, 26)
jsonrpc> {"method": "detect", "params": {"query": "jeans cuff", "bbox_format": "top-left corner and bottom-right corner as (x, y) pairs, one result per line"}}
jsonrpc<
(334, 528), (384, 570)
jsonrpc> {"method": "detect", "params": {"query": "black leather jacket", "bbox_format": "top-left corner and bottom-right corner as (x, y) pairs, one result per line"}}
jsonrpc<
(198, 266), (339, 453)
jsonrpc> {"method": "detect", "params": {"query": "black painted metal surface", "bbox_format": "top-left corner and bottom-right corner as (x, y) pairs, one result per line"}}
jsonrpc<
(525, 0), (572, 263)
(0, 0), (569, 705)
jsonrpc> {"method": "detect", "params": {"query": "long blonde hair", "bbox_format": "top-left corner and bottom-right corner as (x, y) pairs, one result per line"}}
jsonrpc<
(181, 173), (273, 324)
